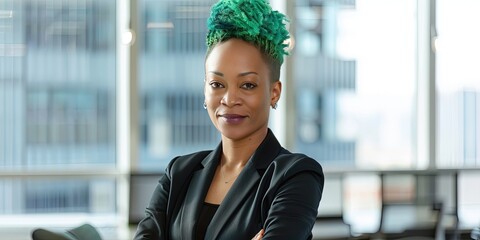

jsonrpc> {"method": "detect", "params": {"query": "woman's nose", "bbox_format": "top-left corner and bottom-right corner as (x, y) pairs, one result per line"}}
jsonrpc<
(220, 88), (241, 107)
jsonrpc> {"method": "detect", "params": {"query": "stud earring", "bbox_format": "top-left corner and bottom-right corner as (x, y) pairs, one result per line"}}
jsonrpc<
(203, 102), (207, 109)
(272, 102), (277, 109)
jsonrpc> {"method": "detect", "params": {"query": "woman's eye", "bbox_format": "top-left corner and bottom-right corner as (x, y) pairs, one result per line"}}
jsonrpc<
(241, 83), (257, 90)
(210, 82), (224, 88)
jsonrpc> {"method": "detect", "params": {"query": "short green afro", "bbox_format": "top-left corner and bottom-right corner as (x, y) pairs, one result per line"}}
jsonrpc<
(206, 0), (290, 64)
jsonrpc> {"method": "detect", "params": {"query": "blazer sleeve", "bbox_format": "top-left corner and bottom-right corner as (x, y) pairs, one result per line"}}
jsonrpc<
(133, 158), (176, 240)
(262, 157), (324, 240)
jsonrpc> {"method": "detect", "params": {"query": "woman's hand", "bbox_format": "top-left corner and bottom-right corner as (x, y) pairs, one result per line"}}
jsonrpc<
(251, 229), (264, 240)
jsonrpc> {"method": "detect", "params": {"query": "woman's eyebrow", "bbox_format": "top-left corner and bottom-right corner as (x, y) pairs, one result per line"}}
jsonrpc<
(208, 71), (258, 77)
(238, 71), (258, 77)
(209, 71), (224, 77)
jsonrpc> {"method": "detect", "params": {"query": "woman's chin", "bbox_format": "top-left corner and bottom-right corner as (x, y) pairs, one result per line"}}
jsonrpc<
(217, 125), (267, 142)
(218, 128), (247, 141)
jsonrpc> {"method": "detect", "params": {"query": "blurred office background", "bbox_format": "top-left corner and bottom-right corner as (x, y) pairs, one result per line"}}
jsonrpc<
(0, 0), (479, 239)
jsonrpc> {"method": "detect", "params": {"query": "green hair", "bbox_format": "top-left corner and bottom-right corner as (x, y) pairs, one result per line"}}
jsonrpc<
(206, 0), (290, 64)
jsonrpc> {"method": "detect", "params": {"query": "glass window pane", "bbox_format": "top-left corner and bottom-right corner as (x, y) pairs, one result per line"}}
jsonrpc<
(0, 0), (117, 221)
(0, 0), (117, 169)
(138, 0), (218, 171)
(458, 171), (480, 228)
(382, 174), (416, 203)
(343, 174), (381, 234)
(436, 0), (480, 168)
(317, 175), (343, 217)
(0, 178), (116, 215)
(293, 0), (417, 169)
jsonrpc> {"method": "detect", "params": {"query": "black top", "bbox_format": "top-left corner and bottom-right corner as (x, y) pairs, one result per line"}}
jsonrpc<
(195, 202), (219, 240)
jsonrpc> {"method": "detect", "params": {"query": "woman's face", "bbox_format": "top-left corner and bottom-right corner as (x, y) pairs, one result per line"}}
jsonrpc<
(204, 38), (281, 141)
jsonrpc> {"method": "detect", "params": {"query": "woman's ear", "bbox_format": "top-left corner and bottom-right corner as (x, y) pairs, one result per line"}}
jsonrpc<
(271, 80), (282, 106)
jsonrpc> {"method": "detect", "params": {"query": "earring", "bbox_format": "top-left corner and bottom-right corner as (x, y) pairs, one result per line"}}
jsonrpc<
(272, 102), (277, 109)
(203, 102), (207, 109)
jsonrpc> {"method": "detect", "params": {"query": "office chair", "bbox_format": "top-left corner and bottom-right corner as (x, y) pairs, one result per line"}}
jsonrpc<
(31, 223), (102, 240)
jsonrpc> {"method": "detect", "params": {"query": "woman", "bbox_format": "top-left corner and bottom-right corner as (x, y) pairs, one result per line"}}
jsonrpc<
(134, 0), (324, 239)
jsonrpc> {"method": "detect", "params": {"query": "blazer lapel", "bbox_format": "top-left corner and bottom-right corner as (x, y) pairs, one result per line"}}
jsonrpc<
(206, 129), (284, 239)
(180, 144), (221, 239)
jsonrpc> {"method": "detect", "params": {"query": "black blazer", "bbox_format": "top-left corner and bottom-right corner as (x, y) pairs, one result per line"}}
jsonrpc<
(134, 129), (324, 240)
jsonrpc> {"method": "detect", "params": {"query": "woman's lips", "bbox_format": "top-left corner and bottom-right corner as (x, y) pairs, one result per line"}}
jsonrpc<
(219, 114), (246, 124)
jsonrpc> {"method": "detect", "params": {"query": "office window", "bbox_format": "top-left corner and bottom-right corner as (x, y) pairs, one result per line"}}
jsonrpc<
(436, 0), (480, 168)
(138, 0), (218, 171)
(0, 0), (117, 219)
(436, 1), (480, 227)
(343, 174), (382, 234)
(458, 171), (480, 228)
(293, 0), (417, 169)
(25, 88), (113, 167)
(0, 178), (115, 214)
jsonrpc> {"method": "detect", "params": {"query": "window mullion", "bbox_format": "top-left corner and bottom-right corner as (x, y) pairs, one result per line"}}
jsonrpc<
(416, 0), (437, 169)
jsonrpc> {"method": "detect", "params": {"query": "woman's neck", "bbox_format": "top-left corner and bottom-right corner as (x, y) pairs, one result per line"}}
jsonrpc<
(220, 128), (268, 168)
